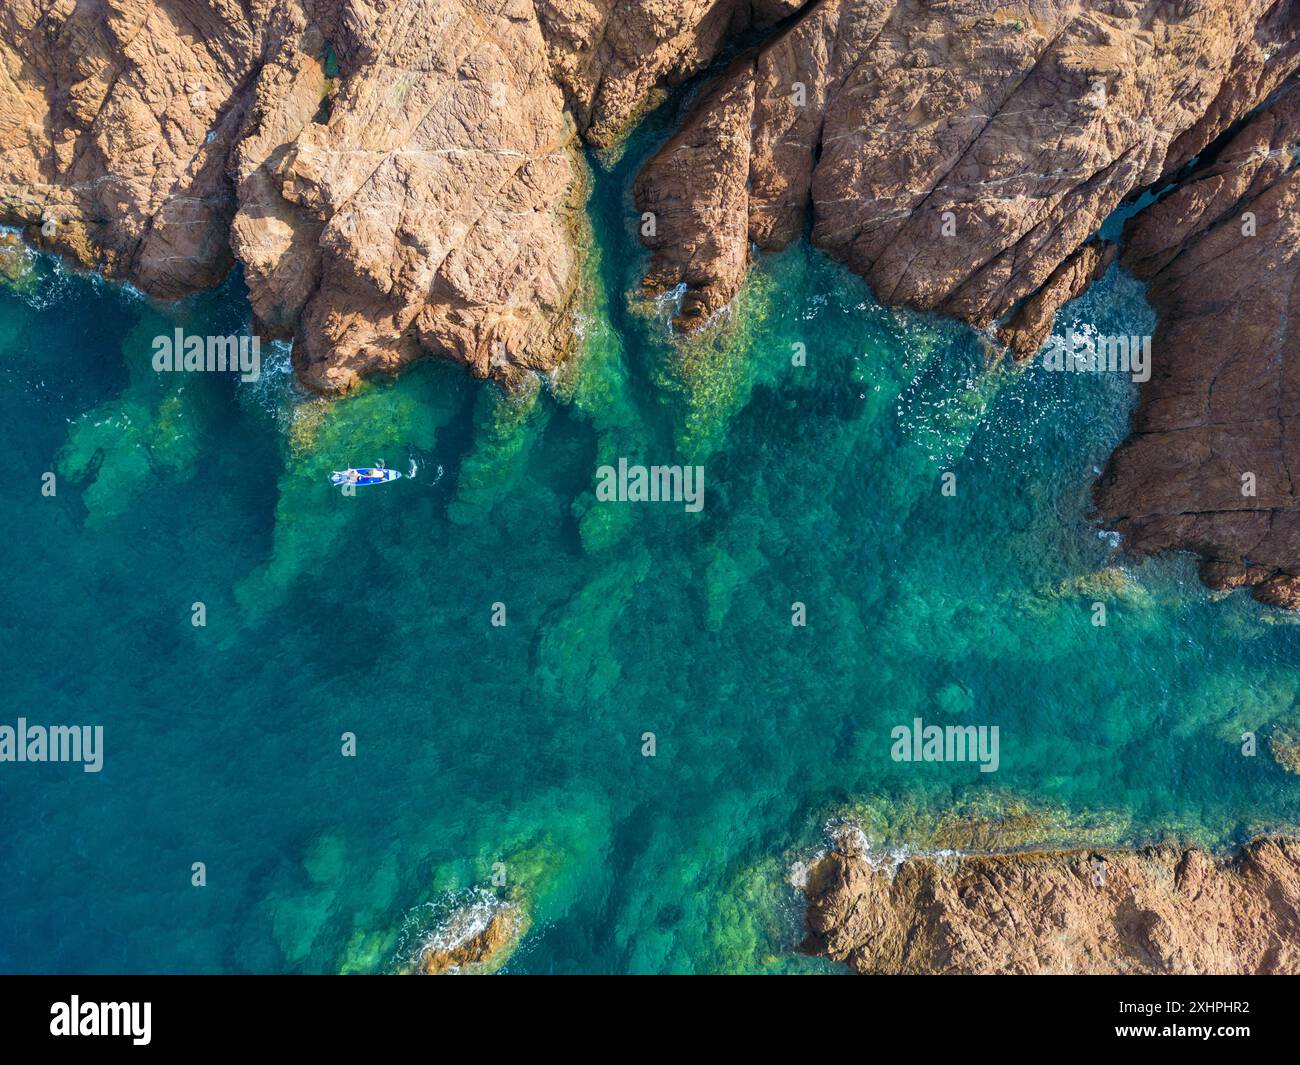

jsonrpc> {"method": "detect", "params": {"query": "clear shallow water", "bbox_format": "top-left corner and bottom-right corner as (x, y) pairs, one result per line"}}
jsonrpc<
(3, 126), (1300, 975)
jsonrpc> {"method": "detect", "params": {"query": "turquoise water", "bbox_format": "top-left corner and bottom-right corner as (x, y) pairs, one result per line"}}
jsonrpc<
(3, 123), (1300, 975)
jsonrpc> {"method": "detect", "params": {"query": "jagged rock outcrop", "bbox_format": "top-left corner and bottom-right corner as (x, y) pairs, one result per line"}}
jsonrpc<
(0, 0), (277, 297)
(1094, 81), (1300, 608)
(266, 1), (585, 389)
(0, 0), (589, 390)
(635, 0), (1300, 344)
(0, 0), (787, 391)
(803, 831), (1300, 974)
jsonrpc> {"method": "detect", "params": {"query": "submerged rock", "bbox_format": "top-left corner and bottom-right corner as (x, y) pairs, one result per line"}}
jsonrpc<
(1271, 728), (1300, 776)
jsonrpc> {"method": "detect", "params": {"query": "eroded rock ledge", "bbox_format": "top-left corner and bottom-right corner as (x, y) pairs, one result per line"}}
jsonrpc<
(803, 830), (1300, 974)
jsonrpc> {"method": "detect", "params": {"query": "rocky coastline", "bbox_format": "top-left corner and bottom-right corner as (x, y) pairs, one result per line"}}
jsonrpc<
(802, 828), (1300, 974)
(5, 1), (1299, 599)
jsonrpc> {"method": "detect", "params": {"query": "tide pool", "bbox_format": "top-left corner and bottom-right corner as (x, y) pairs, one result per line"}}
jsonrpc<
(2, 122), (1299, 975)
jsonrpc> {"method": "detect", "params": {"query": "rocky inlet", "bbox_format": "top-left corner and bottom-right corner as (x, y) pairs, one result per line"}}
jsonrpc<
(4, 1), (1299, 600)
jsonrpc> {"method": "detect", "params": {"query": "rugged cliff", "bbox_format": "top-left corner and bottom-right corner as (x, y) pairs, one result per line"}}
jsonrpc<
(803, 830), (1300, 974)
(0, 0), (782, 389)
(1095, 82), (1300, 608)
(633, 0), (1300, 348)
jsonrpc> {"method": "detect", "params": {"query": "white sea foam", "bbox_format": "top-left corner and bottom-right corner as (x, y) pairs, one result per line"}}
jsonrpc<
(394, 886), (513, 975)
(786, 849), (826, 890)
(811, 817), (965, 881)
(240, 338), (297, 421)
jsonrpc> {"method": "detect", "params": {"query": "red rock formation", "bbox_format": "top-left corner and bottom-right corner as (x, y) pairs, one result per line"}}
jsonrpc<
(634, 58), (757, 328)
(998, 238), (1117, 359)
(1094, 82), (1300, 607)
(536, 0), (807, 149)
(0, 0), (776, 391)
(635, 0), (1300, 345)
(0, 0), (277, 297)
(804, 832), (1300, 974)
